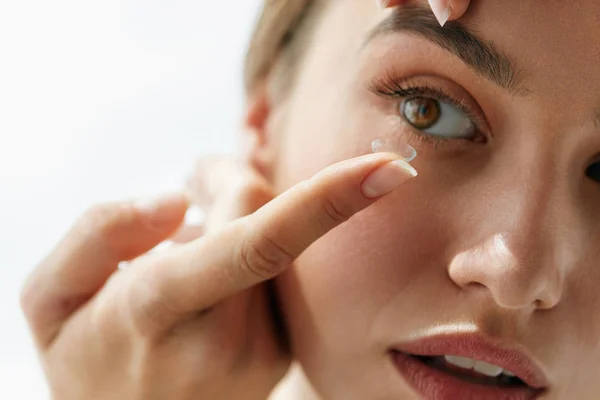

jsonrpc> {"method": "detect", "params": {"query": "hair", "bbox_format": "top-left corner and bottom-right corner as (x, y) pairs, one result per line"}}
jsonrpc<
(243, 0), (325, 96)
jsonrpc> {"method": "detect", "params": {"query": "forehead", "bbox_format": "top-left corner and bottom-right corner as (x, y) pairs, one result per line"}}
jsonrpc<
(314, 1), (600, 111)
(460, 1), (600, 99)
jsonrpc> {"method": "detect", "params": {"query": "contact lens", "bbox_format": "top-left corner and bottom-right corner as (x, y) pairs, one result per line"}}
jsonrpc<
(371, 138), (417, 162)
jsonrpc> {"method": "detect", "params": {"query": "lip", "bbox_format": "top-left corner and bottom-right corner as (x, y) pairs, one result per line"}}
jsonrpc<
(390, 333), (548, 400)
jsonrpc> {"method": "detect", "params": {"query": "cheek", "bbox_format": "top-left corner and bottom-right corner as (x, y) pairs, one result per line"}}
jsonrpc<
(274, 181), (458, 357)
(273, 94), (370, 192)
(272, 130), (489, 356)
(271, 49), (380, 191)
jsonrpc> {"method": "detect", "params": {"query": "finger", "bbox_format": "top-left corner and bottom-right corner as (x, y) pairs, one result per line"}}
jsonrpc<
(380, 1), (471, 26)
(171, 166), (266, 243)
(203, 167), (274, 232)
(21, 192), (189, 347)
(446, 0), (471, 21)
(186, 156), (241, 210)
(133, 153), (417, 330)
(427, 0), (471, 26)
(169, 204), (205, 243)
(170, 224), (204, 244)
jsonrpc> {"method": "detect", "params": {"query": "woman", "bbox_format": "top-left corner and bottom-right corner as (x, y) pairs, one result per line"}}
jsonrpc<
(21, 0), (600, 399)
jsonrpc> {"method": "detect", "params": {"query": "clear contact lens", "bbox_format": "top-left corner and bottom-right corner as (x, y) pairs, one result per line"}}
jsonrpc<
(371, 138), (417, 162)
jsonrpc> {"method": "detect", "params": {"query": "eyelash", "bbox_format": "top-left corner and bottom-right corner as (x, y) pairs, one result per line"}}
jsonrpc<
(369, 73), (489, 148)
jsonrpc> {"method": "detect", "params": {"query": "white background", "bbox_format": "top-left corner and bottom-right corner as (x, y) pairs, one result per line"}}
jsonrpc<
(0, 0), (260, 397)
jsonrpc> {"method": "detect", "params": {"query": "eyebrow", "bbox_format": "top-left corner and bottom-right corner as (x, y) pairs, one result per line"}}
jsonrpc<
(367, 6), (527, 96)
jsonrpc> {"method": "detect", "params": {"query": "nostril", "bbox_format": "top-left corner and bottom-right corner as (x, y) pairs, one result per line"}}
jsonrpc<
(466, 282), (487, 291)
(585, 162), (600, 183)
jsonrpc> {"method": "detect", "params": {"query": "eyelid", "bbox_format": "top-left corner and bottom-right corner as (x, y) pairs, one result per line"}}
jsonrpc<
(370, 72), (491, 137)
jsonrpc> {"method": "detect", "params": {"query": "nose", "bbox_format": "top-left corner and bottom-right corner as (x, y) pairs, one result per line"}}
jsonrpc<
(448, 233), (566, 310)
(447, 159), (577, 311)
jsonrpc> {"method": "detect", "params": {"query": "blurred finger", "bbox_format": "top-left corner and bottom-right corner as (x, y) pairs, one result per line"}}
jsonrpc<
(170, 224), (204, 244)
(186, 156), (241, 210)
(204, 168), (273, 232)
(21, 192), (189, 347)
(170, 204), (205, 243)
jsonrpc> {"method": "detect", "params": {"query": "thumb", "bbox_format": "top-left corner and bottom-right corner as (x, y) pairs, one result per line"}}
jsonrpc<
(21, 192), (189, 348)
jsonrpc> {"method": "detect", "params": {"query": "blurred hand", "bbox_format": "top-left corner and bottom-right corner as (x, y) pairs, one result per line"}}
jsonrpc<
(21, 152), (417, 400)
(378, 0), (472, 26)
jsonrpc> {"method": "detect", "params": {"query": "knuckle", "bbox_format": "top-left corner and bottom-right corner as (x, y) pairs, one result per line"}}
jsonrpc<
(321, 193), (353, 226)
(237, 231), (294, 280)
(124, 271), (176, 337)
(235, 179), (272, 212)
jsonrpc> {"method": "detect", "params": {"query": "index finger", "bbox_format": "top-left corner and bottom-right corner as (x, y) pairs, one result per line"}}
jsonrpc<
(132, 153), (417, 328)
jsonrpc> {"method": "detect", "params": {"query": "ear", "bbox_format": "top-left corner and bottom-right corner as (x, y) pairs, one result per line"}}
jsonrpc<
(240, 80), (278, 180)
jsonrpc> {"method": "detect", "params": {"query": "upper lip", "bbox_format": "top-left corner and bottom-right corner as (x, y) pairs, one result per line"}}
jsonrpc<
(392, 333), (549, 390)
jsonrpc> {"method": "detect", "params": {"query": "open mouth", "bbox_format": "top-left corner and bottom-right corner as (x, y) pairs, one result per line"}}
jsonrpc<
(391, 351), (543, 400)
(417, 354), (526, 387)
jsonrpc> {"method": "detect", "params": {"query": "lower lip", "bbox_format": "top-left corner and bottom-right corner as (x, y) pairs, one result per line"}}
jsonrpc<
(391, 351), (540, 400)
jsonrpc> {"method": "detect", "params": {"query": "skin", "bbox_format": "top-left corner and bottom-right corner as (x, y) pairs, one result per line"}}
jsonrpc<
(21, 136), (415, 399)
(251, 1), (600, 399)
(21, 0), (600, 399)
(382, 0), (471, 25)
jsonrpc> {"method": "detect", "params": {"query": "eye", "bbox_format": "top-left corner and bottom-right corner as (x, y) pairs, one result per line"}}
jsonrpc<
(586, 162), (600, 183)
(401, 97), (476, 139)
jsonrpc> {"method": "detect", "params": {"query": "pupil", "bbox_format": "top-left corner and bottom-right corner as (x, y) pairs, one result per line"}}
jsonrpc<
(403, 97), (441, 129)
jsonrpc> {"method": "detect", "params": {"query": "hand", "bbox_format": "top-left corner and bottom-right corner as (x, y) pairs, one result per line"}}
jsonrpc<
(21, 153), (417, 400)
(378, 0), (472, 26)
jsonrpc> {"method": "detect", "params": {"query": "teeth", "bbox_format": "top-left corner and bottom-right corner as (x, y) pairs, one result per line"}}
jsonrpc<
(504, 370), (516, 377)
(473, 361), (504, 377)
(443, 355), (505, 378)
(444, 355), (476, 369)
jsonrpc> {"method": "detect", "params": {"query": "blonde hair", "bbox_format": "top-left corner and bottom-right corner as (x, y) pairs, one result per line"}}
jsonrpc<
(244, 0), (322, 95)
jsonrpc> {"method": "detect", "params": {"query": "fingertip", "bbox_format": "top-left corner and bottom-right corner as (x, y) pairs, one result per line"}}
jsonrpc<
(448, 0), (470, 21)
(135, 191), (190, 230)
(361, 158), (417, 199)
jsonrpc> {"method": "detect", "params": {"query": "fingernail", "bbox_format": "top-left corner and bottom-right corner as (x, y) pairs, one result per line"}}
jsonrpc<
(135, 191), (190, 228)
(375, 0), (391, 8)
(428, 0), (452, 27)
(362, 159), (418, 198)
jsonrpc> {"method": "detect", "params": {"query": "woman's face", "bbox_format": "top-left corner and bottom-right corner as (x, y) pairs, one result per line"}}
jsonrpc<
(265, 1), (600, 398)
